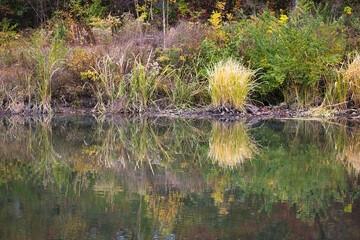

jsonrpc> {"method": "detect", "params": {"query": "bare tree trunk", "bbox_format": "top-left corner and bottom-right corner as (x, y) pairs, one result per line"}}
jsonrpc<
(134, 0), (139, 18)
(162, 0), (166, 48)
(290, 0), (297, 11)
(166, 0), (169, 32)
(150, 0), (153, 20)
(291, 0), (307, 14)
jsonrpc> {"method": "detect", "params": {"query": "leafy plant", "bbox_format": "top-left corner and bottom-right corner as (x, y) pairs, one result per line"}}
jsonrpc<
(240, 11), (346, 105)
(0, 18), (19, 44)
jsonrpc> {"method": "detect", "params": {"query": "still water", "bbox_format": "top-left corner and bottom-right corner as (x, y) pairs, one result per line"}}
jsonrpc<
(0, 116), (360, 239)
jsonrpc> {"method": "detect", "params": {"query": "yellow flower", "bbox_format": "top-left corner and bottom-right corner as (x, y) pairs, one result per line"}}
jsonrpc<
(344, 6), (352, 15)
(215, 1), (226, 11)
(279, 14), (289, 24)
(226, 13), (233, 21)
(209, 11), (222, 30)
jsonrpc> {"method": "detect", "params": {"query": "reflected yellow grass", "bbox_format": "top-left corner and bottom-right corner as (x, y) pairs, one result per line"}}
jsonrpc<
(322, 123), (360, 175)
(335, 127), (360, 174)
(209, 121), (257, 168)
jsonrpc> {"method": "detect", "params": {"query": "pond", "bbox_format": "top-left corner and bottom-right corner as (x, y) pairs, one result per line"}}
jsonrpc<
(1, 116), (360, 239)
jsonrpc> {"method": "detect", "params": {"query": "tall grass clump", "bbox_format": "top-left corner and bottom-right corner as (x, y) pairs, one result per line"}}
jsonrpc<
(343, 53), (360, 107)
(128, 56), (168, 111)
(323, 69), (349, 109)
(25, 31), (68, 113)
(324, 53), (360, 108)
(207, 59), (255, 110)
(91, 55), (126, 113)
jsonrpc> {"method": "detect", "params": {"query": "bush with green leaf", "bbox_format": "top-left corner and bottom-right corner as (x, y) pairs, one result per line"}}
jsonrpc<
(240, 12), (345, 105)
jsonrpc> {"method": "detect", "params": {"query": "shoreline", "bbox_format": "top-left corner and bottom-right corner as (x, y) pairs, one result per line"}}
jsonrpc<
(1, 105), (360, 121)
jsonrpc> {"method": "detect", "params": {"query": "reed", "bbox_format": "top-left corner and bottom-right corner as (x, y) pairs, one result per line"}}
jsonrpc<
(25, 31), (68, 113)
(128, 54), (168, 111)
(207, 59), (255, 110)
(343, 53), (360, 107)
(92, 55), (126, 113)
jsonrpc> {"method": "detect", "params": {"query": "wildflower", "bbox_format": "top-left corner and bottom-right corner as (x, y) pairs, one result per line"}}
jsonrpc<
(279, 15), (289, 24)
(209, 11), (222, 29)
(215, 1), (226, 11)
(226, 13), (233, 21)
(81, 70), (96, 80)
(344, 6), (352, 15)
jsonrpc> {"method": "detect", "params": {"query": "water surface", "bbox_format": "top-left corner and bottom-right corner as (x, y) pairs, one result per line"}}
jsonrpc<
(1, 116), (360, 239)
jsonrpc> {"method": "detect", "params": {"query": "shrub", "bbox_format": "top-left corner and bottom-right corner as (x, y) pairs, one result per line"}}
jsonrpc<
(240, 12), (346, 105)
(68, 48), (96, 73)
(0, 18), (19, 45)
(164, 21), (207, 58)
(207, 58), (255, 110)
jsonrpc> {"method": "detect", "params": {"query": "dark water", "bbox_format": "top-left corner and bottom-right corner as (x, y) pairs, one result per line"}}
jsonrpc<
(1, 116), (360, 240)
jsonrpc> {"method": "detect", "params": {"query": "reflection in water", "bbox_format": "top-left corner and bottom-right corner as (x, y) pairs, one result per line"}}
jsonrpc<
(1, 117), (360, 239)
(209, 121), (257, 168)
(328, 124), (360, 174)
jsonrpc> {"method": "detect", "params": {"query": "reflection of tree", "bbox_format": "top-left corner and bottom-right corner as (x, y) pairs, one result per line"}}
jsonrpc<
(209, 176), (235, 216)
(147, 190), (185, 236)
(54, 210), (88, 240)
(209, 121), (257, 168)
(242, 120), (357, 222)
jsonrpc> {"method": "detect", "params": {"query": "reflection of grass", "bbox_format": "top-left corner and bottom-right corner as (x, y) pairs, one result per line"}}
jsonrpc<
(209, 121), (257, 168)
(33, 119), (71, 188)
(326, 124), (360, 174)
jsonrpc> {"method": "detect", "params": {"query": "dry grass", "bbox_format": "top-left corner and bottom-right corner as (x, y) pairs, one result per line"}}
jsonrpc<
(323, 53), (360, 109)
(209, 121), (257, 168)
(165, 21), (207, 51)
(207, 59), (255, 110)
(343, 53), (360, 107)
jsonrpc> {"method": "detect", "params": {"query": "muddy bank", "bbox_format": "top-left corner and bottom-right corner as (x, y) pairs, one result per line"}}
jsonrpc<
(1, 103), (360, 121)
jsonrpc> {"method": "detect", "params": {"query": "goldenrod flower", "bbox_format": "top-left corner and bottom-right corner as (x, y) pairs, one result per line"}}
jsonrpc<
(279, 15), (289, 24)
(344, 6), (352, 15)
